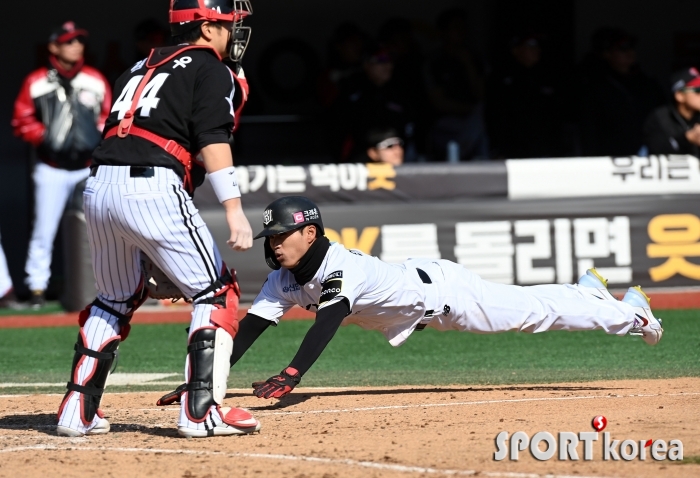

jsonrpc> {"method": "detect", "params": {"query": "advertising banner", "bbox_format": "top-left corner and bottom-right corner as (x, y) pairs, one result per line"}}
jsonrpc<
(194, 162), (508, 207)
(507, 155), (700, 199)
(193, 155), (699, 208)
(203, 195), (700, 298)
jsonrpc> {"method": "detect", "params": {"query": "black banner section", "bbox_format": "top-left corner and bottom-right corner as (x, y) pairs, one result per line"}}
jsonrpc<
(194, 155), (700, 207)
(203, 195), (700, 299)
(194, 162), (508, 207)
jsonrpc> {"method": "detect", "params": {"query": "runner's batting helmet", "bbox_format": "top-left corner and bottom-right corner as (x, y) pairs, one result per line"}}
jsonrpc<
(254, 197), (325, 270)
(169, 0), (253, 62)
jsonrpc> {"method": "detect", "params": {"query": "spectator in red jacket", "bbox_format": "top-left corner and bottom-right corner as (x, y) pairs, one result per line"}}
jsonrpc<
(11, 21), (111, 309)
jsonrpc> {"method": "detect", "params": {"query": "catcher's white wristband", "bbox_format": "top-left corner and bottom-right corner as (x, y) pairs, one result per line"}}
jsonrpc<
(208, 167), (241, 203)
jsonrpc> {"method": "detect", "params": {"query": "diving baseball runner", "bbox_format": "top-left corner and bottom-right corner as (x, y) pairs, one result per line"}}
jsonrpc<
(57, 0), (260, 438)
(159, 196), (663, 404)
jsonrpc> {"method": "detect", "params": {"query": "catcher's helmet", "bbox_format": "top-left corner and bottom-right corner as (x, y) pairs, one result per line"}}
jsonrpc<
(169, 0), (252, 62)
(254, 196), (325, 270)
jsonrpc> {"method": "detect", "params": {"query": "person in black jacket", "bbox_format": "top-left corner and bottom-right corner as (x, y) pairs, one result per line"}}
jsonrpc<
(644, 67), (700, 157)
(578, 28), (664, 156)
(485, 32), (565, 158)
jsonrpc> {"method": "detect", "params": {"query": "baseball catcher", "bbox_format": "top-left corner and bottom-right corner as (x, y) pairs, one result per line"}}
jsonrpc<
(158, 196), (663, 404)
(57, 0), (259, 438)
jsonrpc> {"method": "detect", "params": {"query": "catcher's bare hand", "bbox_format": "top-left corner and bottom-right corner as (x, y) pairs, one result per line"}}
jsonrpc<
(223, 198), (253, 251)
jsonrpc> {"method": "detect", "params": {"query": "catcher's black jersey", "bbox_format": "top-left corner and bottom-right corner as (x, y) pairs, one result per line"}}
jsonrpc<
(92, 46), (234, 177)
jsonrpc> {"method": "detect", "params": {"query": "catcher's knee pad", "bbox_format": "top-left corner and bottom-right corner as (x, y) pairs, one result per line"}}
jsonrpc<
(194, 267), (241, 338)
(79, 279), (149, 341)
(185, 326), (233, 421)
(57, 331), (120, 425)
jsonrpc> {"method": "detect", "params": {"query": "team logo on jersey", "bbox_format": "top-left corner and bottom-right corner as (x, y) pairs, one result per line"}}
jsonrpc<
(173, 57), (192, 69)
(283, 283), (300, 293)
(263, 209), (273, 226)
(323, 270), (343, 281)
(319, 278), (343, 305)
(131, 58), (147, 72)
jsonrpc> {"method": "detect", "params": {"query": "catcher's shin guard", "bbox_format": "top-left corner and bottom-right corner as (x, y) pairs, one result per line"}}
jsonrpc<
(57, 331), (120, 425)
(185, 327), (234, 420)
(185, 268), (241, 421)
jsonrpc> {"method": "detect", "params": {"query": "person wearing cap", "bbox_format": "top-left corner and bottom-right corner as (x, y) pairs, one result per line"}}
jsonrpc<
(55, 0), (258, 439)
(363, 127), (404, 166)
(578, 27), (664, 156)
(485, 31), (565, 158)
(643, 67), (700, 157)
(12, 21), (111, 309)
(330, 46), (416, 162)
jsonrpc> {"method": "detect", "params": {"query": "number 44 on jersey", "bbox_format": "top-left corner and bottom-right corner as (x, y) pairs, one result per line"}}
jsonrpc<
(112, 73), (171, 119)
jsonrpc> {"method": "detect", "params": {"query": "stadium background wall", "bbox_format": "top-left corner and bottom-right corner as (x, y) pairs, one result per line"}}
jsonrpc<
(2, 0), (700, 301)
(63, 156), (700, 308)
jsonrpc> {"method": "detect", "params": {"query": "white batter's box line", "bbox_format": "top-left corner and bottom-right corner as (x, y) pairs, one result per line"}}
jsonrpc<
(0, 435), (87, 444)
(125, 391), (700, 415)
(253, 392), (700, 417)
(0, 423), (173, 431)
(0, 445), (614, 478)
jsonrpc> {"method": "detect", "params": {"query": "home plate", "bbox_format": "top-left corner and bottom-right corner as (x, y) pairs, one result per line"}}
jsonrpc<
(106, 373), (180, 386)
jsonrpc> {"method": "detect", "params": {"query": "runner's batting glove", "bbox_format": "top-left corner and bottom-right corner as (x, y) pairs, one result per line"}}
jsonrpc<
(252, 367), (301, 399)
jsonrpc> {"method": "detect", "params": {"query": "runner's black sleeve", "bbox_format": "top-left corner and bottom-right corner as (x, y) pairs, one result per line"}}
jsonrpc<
(288, 299), (351, 376)
(230, 314), (274, 367)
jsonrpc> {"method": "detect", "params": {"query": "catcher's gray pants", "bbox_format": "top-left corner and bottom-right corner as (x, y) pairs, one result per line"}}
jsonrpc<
(57, 166), (229, 434)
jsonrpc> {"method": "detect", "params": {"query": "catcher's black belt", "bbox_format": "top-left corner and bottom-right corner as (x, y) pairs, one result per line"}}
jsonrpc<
(415, 268), (433, 332)
(90, 165), (157, 178)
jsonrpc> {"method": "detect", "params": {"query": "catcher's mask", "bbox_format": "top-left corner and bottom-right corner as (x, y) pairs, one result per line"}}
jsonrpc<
(169, 0), (253, 63)
(254, 196), (325, 270)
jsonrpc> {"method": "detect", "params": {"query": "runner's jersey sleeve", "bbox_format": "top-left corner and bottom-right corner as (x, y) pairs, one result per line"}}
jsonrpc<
(92, 48), (234, 173)
(248, 274), (297, 322)
(318, 248), (368, 312)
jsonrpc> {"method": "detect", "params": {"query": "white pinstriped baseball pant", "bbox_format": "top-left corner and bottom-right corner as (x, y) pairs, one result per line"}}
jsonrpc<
(57, 165), (228, 433)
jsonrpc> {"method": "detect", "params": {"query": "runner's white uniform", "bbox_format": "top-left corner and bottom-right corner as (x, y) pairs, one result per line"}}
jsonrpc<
(249, 243), (638, 346)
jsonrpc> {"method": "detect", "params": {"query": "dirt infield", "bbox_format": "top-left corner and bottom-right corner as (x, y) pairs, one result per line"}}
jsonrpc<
(1, 378), (698, 477)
